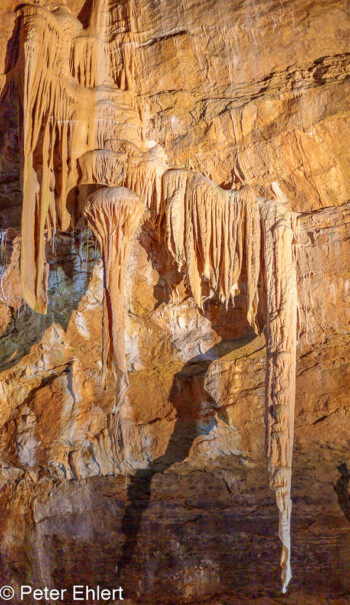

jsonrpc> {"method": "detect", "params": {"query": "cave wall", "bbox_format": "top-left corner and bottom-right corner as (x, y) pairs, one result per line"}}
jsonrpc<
(0, 0), (349, 602)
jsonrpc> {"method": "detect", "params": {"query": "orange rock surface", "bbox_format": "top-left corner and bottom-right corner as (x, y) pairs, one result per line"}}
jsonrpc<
(0, 0), (349, 602)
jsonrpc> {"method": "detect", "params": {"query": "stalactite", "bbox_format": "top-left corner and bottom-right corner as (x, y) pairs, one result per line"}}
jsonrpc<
(244, 188), (262, 334)
(78, 150), (124, 187)
(84, 187), (145, 403)
(16, 2), (157, 313)
(162, 169), (261, 331)
(17, 3), (83, 312)
(122, 149), (167, 217)
(163, 169), (297, 591)
(261, 199), (297, 593)
(78, 145), (167, 215)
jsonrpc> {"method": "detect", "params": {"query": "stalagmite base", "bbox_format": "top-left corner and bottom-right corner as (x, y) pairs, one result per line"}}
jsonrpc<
(84, 187), (145, 404)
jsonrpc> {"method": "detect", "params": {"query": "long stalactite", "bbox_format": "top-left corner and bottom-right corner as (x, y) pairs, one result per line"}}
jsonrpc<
(261, 199), (297, 592)
(16, 1), (166, 314)
(162, 170), (297, 592)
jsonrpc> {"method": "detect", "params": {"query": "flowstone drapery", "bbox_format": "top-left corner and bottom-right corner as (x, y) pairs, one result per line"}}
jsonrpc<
(162, 170), (261, 332)
(14, 0), (298, 593)
(84, 187), (145, 403)
(16, 0), (166, 314)
(162, 172), (297, 592)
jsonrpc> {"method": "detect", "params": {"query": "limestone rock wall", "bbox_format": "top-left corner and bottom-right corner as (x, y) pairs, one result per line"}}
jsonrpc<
(0, 0), (349, 602)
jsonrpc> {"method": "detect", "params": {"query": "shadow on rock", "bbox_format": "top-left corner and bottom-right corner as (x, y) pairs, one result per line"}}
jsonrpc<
(0, 232), (99, 372)
(334, 463), (350, 523)
(117, 335), (256, 580)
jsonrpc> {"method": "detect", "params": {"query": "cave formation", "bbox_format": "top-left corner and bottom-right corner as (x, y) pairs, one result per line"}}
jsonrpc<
(12, 0), (299, 593)
(84, 186), (145, 402)
(262, 200), (297, 592)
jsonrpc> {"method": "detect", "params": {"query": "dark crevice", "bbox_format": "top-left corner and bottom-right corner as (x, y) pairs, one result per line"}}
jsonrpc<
(334, 463), (350, 524)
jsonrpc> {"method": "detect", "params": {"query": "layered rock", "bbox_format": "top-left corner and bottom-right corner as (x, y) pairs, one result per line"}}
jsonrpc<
(0, 0), (349, 602)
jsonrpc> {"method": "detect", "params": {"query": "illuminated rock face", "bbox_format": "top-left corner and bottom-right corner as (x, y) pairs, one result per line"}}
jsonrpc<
(0, 0), (308, 593)
(0, 0), (349, 601)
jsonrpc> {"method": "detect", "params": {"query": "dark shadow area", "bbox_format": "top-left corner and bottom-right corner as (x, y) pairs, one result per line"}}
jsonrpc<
(138, 221), (183, 310)
(0, 86), (22, 230)
(0, 230), (100, 372)
(77, 0), (93, 29)
(116, 219), (266, 588)
(334, 463), (350, 523)
(5, 15), (20, 74)
(0, 15), (22, 231)
(66, 183), (105, 229)
(117, 335), (257, 580)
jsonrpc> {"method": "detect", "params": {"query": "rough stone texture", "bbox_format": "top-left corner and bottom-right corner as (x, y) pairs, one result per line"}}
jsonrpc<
(0, 0), (349, 603)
